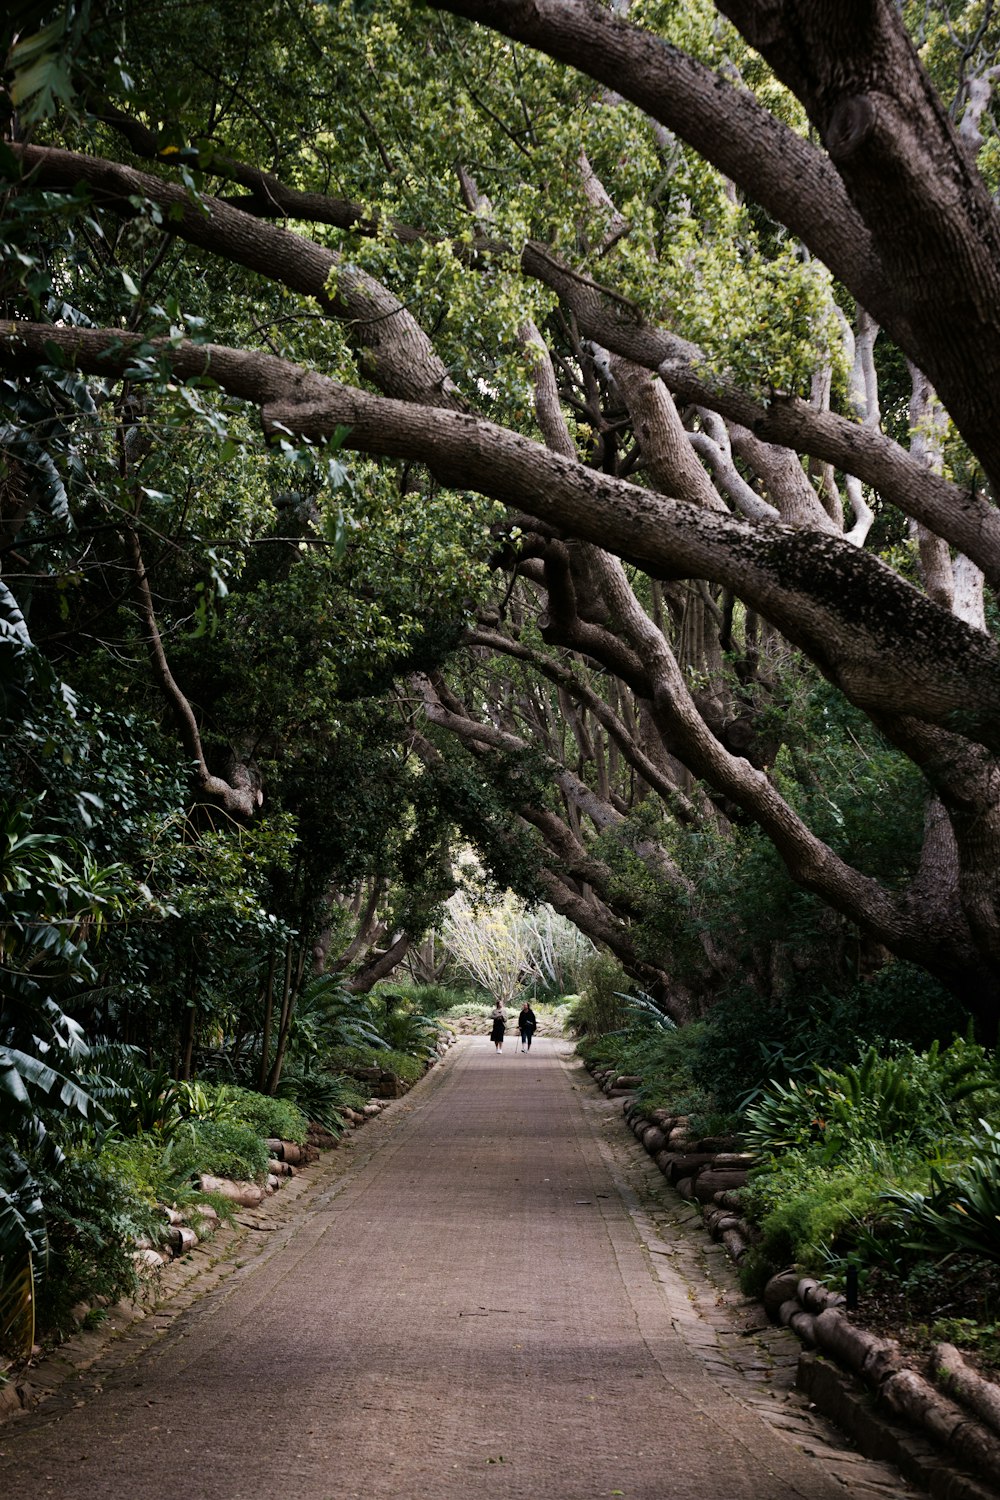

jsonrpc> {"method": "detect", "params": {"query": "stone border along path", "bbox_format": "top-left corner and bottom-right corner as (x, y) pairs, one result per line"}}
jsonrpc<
(0, 1091), (376, 1427)
(576, 1073), (926, 1500)
(0, 1037), (920, 1500)
(595, 1072), (1000, 1500)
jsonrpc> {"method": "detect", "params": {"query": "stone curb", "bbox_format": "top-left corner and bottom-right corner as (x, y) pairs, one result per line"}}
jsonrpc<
(584, 1057), (1000, 1500)
(798, 1352), (1000, 1500)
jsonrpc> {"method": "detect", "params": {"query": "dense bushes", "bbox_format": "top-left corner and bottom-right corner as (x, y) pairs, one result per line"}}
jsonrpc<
(572, 960), (1000, 1331)
(33, 1157), (158, 1338)
(3, 989), (451, 1358)
(689, 962), (967, 1113)
(567, 953), (631, 1037)
(572, 963), (722, 1130)
(737, 1038), (1000, 1294)
(6, 1077), (301, 1349)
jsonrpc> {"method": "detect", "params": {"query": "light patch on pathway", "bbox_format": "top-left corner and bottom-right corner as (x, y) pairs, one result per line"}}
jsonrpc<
(0, 1037), (917, 1500)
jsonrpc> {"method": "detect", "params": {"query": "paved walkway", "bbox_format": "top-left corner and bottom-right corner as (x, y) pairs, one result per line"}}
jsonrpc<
(1, 1038), (914, 1499)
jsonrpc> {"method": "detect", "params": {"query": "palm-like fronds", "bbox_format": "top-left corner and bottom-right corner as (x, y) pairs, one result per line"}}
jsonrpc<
(0, 1148), (48, 1361)
(0, 1250), (35, 1361)
(613, 991), (677, 1032)
(289, 977), (388, 1062)
(882, 1121), (1000, 1264)
(274, 1067), (368, 1133)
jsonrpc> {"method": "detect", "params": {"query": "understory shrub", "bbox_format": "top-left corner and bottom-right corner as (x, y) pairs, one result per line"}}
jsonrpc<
(576, 1009), (722, 1131)
(375, 1047), (425, 1084)
(373, 980), (486, 1015)
(440, 1000), (495, 1021)
(377, 1009), (443, 1058)
(158, 1118), (271, 1185)
(882, 1122), (1000, 1265)
(692, 963), (968, 1113)
(738, 1142), (923, 1296)
(326, 1043), (425, 1085)
(274, 1067), (369, 1132)
(737, 1037), (1000, 1293)
(97, 1132), (189, 1207)
(212, 1086), (309, 1145)
(33, 1155), (158, 1336)
(568, 953), (630, 1036)
(743, 1039), (995, 1157)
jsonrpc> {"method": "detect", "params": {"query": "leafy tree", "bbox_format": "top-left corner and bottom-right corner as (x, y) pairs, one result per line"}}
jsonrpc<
(5, 1), (1000, 1037)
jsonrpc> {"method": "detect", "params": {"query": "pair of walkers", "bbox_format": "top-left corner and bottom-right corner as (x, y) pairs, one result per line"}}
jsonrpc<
(489, 1001), (537, 1053)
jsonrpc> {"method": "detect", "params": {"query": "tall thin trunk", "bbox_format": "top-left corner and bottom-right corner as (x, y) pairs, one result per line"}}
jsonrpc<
(266, 941), (298, 1094)
(257, 949), (278, 1091)
(180, 1001), (196, 1082)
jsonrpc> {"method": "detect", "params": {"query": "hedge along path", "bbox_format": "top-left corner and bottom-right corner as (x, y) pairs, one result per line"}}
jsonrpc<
(0, 1038), (912, 1500)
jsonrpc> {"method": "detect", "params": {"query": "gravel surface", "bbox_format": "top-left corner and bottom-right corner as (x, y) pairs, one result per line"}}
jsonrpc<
(0, 1038), (916, 1499)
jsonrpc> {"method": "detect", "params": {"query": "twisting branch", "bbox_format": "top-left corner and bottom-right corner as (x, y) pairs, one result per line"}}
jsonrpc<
(467, 625), (700, 822)
(125, 525), (262, 819)
(5, 321), (1000, 752)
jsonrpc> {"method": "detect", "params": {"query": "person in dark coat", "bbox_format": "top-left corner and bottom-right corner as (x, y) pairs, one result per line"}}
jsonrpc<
(518, 1001), (537, 1052)
(489, 1002), (506, 1052)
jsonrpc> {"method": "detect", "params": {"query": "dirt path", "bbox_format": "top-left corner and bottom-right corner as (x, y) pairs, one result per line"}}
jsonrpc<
(1, 1038), (914, 1499)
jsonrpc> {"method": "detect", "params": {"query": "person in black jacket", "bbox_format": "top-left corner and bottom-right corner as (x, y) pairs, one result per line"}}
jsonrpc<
(489, 1002), (506, 1052)
(518, 1001), (537, 1052)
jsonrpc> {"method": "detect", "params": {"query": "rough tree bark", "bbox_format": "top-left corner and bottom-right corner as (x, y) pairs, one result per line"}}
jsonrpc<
(7, 3), (1000, 1025)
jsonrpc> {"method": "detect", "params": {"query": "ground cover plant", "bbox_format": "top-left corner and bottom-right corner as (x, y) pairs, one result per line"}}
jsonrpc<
(572, 958), (1000, 1366)
(0, 1050), (323, 1359)
(573, 959), (721, 1129)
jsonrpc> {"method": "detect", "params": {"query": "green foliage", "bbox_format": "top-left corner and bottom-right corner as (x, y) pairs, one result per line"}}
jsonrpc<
(31, 1154), (155, 1338)
(0, 1245), (35, 1361)
(437, 1001), (495, 1022)
(286, 978), (389, 1066)
(882, 1122), (1000, 1265)
(375, 1048), (425, 1085)
(930, 1318), (1000, 1368)
(616, 991), (677, 1033)
(211, 1086), (309, 1145)
(89, 1047), (185, 1137)
(325, 1043), (425, 1086)
(377, 980), (488, 1015)
(738, 1038), (1000, 1292)
(578, 1017), (717, 1125)
(743, 1039), (996, 1158)
(739, 1148), (897, 1297)
(377, 1009), (443, 1059)
(95, 1132), (186, 1209)
(161, 1118), (271, 1185)
(692, 961), (966, 1113)
(569, 953), (631, 1036)
(274, 1068), (368, 1133)
(0, 793), (122, 1357)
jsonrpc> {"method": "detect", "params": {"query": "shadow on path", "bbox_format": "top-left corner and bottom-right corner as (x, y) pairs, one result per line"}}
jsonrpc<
(0, 1038), (913, 1499)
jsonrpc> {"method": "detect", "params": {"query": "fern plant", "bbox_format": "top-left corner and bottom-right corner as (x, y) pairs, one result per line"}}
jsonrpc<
(274, 1067), (369, 1133)
(286, 977), (388, 1066)
(378, 1009), (443, 1059)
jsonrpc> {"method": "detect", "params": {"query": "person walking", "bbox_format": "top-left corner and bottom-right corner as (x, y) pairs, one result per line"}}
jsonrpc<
(489, 1001), (507, 1053)
(518, 1001), (537, 1052)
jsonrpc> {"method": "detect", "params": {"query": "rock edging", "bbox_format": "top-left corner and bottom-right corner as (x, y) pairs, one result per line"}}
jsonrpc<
(135, 1036), (460, 1274)
(772, 1273), (1000, 1497)
(584, 1056), (1000, 1500)
(1, 1038), (459, 1426)
(587, 1061), (756, 1261)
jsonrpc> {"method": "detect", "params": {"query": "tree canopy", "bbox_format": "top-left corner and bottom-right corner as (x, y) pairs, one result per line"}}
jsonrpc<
(4, 0), (1000, 1044)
